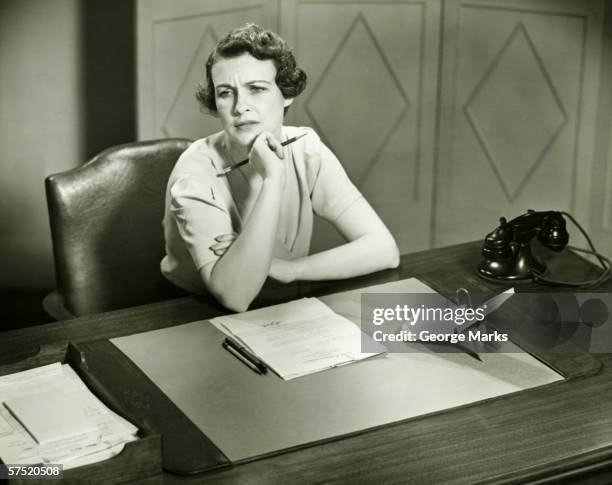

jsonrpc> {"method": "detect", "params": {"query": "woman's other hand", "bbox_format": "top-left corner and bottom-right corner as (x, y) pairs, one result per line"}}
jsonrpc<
(249, 132), (286, 182)
(209, 233), (237, 257)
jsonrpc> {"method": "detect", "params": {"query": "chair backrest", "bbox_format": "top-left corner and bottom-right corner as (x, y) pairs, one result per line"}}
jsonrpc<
(46, 138), (192, 316)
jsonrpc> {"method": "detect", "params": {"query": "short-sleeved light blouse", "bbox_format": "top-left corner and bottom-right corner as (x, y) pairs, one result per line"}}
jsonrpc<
(160, 126), (362, 294)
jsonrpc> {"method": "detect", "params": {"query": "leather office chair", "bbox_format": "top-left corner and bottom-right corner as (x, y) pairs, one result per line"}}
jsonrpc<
(44, 138), (192, 319)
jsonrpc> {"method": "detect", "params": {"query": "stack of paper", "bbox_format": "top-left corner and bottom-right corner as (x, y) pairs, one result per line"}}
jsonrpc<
(0, 363), (138, 469)
(211, 298), (385, 380)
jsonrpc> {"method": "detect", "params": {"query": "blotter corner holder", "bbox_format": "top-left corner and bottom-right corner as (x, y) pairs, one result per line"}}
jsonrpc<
(66, 340), (231, 475)
(418, 271), (604, 380)
(0, 346), (163, 484)
(0, 339), (230, 481)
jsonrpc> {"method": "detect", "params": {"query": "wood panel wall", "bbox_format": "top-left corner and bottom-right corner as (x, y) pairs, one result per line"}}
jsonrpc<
(137, 0), (610, 266)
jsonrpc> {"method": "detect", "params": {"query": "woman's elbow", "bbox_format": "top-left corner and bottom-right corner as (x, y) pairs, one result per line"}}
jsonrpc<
(222, 298), (251, 314)
(204, 270), (255, 313)
(364, 232), (399, 270)
(386, 240), (400, 269)
(379, 234), (400, 269)
(214, 290), (252, 313)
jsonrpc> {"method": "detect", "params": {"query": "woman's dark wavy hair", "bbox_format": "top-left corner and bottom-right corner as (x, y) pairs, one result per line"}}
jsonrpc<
(196, 23), (307, 114)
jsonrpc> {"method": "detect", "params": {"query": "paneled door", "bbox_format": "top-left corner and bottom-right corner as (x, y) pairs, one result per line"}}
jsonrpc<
(137, 0), (279, 141)
(282, 0), (441, 253)
(435, 0), (604, 247)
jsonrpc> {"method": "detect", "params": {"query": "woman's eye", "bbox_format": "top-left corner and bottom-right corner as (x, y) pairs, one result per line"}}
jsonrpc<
(250, 86), (266, 93)
(217, 90), (232, 98)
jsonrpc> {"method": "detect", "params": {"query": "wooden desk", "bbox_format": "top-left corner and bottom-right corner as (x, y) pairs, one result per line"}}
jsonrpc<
(2, 241), (611, 484)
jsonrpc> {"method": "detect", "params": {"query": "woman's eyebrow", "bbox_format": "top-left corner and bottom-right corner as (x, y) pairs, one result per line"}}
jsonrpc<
(215, 80), (271, 90)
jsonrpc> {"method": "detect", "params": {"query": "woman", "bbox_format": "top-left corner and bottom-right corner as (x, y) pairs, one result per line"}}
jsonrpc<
(161, 23), (399, 312)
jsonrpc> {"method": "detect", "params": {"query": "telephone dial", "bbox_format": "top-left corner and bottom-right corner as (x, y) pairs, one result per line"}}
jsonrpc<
(477, 210), (610, 288)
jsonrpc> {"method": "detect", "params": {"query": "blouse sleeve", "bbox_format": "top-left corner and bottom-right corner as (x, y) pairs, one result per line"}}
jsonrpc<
(306, 130), (363, 222)
(169, 175), (234, 271)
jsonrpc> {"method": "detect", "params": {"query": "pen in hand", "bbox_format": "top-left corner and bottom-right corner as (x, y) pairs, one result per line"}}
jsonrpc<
(217, 132), (308, 177)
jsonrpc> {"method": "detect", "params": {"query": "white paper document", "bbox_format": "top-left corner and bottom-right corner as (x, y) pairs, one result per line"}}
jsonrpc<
(210, 298), (386, 379)
(5, 390), (99, 444)
(0, 363), (138, 469)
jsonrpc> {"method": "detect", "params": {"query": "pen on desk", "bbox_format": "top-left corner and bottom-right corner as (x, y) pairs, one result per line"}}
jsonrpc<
(222, 337), (268, 374)
(217, 132), (308, 177)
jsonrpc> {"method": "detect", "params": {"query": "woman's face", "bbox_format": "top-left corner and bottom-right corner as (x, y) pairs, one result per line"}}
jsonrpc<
(211, 53), (293, 148)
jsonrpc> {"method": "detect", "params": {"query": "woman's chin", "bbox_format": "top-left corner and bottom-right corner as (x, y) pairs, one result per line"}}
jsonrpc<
(228, 130), (260, 148)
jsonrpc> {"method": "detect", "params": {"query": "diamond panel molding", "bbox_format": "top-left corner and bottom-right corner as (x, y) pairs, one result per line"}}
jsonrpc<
(304, 12), (409, 182)
(464, 22), (568, 201)
(163, 26), (218, 138)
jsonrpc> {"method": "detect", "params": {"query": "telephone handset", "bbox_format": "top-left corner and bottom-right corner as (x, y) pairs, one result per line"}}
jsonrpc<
(477, 210), (610, 288)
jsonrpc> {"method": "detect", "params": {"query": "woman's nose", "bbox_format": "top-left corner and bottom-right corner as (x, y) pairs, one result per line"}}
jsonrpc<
(233, 91), (251, 115)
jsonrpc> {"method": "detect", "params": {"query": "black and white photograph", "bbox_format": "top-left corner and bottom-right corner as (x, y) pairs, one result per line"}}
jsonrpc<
(1, 0), (612, 483)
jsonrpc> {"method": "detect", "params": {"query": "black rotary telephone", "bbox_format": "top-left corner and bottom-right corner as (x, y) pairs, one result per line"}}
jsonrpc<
(477, 210), (610, 287)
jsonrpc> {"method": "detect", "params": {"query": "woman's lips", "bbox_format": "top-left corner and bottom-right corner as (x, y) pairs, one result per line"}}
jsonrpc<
(234, 121), (259, 130)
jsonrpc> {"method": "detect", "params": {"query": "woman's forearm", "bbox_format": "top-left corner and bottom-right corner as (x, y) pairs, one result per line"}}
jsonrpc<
(204, 175), (284, 312)
(287, 233), (399, 282)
